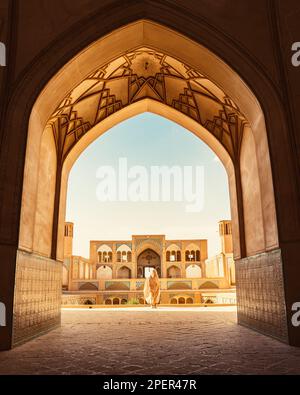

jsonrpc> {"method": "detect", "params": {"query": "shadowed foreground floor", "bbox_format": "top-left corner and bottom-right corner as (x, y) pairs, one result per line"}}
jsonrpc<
(1, 307), (300, 375)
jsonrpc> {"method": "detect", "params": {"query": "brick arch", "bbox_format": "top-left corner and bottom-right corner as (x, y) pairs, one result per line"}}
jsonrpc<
(21, 21), (279, 339)
(137, 248), (161, 277)
(166, 243), (181, 251)
(199, 281), (219, 289)
(4, 18), (292, 350)
(20, 21), (278, 266)
(135, 241), (162, 258)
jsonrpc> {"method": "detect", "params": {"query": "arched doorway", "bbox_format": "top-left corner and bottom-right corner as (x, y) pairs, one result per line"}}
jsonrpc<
(137, 249), (161, 278)
(1, 19), (295, 350)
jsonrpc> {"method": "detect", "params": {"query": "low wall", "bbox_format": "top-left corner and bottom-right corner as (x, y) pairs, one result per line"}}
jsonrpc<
(62, 288), (236, 306)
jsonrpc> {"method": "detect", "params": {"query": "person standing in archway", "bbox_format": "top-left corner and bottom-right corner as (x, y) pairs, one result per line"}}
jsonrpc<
(143, 268), (160, 309)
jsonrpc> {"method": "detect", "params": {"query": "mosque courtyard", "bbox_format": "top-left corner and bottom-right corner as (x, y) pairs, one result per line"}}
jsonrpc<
(0, 307), (300, 375)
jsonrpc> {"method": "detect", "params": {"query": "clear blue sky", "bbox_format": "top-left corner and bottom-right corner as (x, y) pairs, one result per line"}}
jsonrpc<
(66, 113), (231, 258)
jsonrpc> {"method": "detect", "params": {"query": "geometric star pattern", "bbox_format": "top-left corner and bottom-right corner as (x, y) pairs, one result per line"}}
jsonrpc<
(47, 47), (248, 163)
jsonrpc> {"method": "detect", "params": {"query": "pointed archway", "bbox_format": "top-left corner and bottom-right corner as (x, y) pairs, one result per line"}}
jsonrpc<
(1, 19), (296, 349)
(137, 248), (161, 278)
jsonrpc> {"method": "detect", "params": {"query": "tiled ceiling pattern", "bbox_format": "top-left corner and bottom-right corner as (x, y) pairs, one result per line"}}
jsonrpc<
(48, 47), (248, 162)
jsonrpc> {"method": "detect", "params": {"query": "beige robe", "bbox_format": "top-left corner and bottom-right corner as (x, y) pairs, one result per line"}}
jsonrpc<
(143, 270), (161, 305)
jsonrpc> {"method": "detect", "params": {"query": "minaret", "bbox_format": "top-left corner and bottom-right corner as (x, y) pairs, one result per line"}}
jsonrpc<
(64, 222), (74, 257)
(219, 220), (233, 254)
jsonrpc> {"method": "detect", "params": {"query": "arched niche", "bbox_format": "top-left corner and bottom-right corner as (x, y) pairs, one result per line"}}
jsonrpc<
(117, 266), (131, 279)
(167, 265), (181, 278)
(186, 264), (202, 278)
(97, 265), (113, 280)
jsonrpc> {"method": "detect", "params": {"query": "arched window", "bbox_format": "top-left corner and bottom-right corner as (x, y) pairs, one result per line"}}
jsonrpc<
(166, 244), (180, 262)
(178, 297), (185, 304)
(186, 250), (195, 261)
(186, 297), (193, 304)
(121, 299), (127, 305)
(177, 251), (181, 261)
(196, 250), (200, 261)
(97, 245), (113, 263)
(116, 244), (132, 263)
(105, 299), (112, 305)
(170, 298), (177, 304)
(113, 298), (120, 305)
(170, 251), (176, 262)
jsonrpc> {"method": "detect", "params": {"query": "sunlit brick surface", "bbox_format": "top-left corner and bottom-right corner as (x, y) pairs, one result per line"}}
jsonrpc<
(1, 307), (300, 375)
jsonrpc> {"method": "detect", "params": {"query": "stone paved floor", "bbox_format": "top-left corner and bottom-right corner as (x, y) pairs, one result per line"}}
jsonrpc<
(1, 307), (300, 375)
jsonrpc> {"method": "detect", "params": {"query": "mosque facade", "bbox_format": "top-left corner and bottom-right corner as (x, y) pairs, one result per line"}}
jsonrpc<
(62, 220), (236, 305)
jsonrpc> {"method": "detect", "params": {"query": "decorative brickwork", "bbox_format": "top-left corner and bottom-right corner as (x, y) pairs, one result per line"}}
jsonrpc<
(12, 251), (62, 346)
(235, 249), (288, 342)
(62, 294), (97, 305)
(48, 48), (247, 163)
(134, 237), (164, 254)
